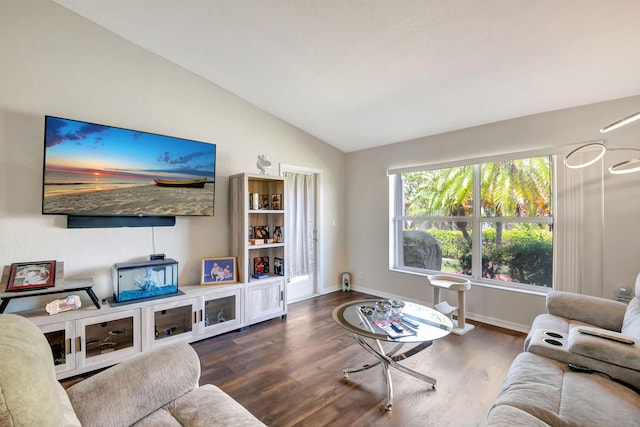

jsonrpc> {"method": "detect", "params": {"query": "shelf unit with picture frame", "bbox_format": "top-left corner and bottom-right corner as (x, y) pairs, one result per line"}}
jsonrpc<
(229, 173), (287, 325)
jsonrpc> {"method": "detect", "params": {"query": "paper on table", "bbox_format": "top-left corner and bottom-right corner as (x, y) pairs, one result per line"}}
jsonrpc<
(374, 318), (417, 339)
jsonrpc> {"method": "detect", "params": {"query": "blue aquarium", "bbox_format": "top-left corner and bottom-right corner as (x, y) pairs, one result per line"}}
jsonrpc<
(112, 259), (178, 303)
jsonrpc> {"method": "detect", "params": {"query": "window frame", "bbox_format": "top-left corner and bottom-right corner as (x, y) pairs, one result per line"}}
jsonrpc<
(390, 154), (555, 293)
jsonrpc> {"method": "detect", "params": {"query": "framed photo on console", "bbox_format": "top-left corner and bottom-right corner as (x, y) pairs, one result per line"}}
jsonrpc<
(201, 257), (237, 285)
(6, 260), (56, 291)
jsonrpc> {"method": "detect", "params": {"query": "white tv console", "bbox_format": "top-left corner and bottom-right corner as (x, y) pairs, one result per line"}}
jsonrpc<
(17, 276), (284, 380)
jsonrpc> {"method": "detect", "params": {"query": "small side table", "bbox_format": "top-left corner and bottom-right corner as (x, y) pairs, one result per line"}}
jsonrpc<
(428, 275), (474, 335)
(0, 278), (100, 313)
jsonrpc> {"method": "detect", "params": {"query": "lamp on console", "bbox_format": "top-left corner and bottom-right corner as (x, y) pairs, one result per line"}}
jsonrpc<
(564, 110), (640, 174)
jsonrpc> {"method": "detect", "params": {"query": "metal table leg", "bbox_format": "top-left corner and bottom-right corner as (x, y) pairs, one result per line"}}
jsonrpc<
(343, 334), (437, 411)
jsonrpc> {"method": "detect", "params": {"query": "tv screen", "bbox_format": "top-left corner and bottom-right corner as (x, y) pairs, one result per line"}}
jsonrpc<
(42, 116), (216, 217)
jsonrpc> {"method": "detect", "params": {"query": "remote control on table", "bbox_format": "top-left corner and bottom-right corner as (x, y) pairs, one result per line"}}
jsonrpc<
(399, 317), (420, 329)
(577, 328), (635, 345)
(390, 322), (405, 333)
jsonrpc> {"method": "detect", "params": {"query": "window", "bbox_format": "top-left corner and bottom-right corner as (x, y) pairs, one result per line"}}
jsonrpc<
(391, 156), (553, 289)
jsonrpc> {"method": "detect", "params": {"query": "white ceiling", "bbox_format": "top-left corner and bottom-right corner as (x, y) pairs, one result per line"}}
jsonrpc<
(53, 0), (640, 153)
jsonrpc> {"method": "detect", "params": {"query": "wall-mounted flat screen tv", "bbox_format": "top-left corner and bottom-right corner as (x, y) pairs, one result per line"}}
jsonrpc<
(42, 116), (216, 218)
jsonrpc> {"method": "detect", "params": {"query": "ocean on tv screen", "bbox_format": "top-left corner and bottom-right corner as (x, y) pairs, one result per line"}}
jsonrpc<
(42, 116), (216, 216)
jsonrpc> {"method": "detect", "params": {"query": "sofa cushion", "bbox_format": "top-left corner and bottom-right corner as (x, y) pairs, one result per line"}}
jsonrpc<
(0, 314), (78, 427)
(526, 327), (640, 390)
(545, 291), (626, 331)
(524, 313), (592, 350)
(67, 342), (201, 427)
(621, 297), (640, 340)
(529, 313), (591, 335)
(568, 326), (640, 370)
(489, 352), (640, 426)
(55, 380), (82, 427)
(134, 384), (264, 426)
(487, 404), (551, 426)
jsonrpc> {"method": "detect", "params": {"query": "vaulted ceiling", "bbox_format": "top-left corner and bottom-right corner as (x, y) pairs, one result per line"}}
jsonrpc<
(53, 0), (640, 152)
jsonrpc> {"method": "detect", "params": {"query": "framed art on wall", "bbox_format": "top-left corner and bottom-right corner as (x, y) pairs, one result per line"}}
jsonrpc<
(6, 260), (57, 291)
(201, 257), (237, 285)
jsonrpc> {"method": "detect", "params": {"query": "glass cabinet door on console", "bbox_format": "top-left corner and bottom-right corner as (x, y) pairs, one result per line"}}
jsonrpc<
(200, 289), (242, 336)
(76, 310), (141, 370)
(143, 298), (198, 349)
(41, 321), (76, 375)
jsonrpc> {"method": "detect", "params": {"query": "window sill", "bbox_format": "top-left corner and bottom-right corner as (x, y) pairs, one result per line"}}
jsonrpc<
(389, 267), (550, 297)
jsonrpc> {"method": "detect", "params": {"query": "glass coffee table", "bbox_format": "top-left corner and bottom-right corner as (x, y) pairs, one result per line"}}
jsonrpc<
(332, 298), (453, 410)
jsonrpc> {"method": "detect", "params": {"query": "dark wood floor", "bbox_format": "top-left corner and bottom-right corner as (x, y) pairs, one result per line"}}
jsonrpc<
(191, 291), (525, 427)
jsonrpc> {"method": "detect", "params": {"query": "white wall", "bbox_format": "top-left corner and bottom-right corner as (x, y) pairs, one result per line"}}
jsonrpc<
(347, 95), (640, 331)
(0, 0), (347, 312)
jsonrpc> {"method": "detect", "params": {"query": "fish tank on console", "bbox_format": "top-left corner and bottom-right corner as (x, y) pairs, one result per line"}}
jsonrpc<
(111, 259), (179, 304)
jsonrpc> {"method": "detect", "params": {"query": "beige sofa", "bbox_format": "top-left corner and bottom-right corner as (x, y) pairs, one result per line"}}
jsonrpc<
(487, 284), (640, 426)
(0, 314), (265, 427)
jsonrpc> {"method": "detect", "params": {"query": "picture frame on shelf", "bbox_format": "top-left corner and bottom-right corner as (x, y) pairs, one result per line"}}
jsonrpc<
(248, 226), (254, 240)
(270, 193), (282, 210)
(253, 225), (269, 240)
(6, 260), (57, 292)
(274, 257), (284, 276)
(201, 257), (237, 285)
(259, 194), (270, 210)
(273, 226), (283, 243)
(253, 257), (269, 275)
(250, 192), (260, 210)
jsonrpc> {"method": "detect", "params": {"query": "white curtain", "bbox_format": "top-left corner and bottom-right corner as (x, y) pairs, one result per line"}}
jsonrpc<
(555, 154), (604, 296)
(284, 172), (315, 277)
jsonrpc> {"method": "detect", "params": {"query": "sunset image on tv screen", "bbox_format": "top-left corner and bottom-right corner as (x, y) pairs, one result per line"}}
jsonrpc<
(42, 116), (216, 217)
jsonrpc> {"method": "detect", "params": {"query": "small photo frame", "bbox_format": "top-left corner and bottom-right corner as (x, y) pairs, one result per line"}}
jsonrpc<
(259, 194), (270, 210)
(201, 257), (237, 285)
(273, 226), (283, 243)
(271, 194), (282, 210)
(6, 260), (56, 292)
(250, 193), (259, 210)
(253, 257), (269, 274)
(254, 225), (269, 240)
(274, 257), (284, 276)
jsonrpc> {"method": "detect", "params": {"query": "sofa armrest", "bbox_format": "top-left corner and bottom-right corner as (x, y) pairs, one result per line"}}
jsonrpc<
(66, 342), (200, 427)
(546, 291), (627, 331)
(567, 326), (640, 371)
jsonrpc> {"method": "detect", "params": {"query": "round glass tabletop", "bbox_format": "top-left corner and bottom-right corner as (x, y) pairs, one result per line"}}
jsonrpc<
(332, 299), (453, 343)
